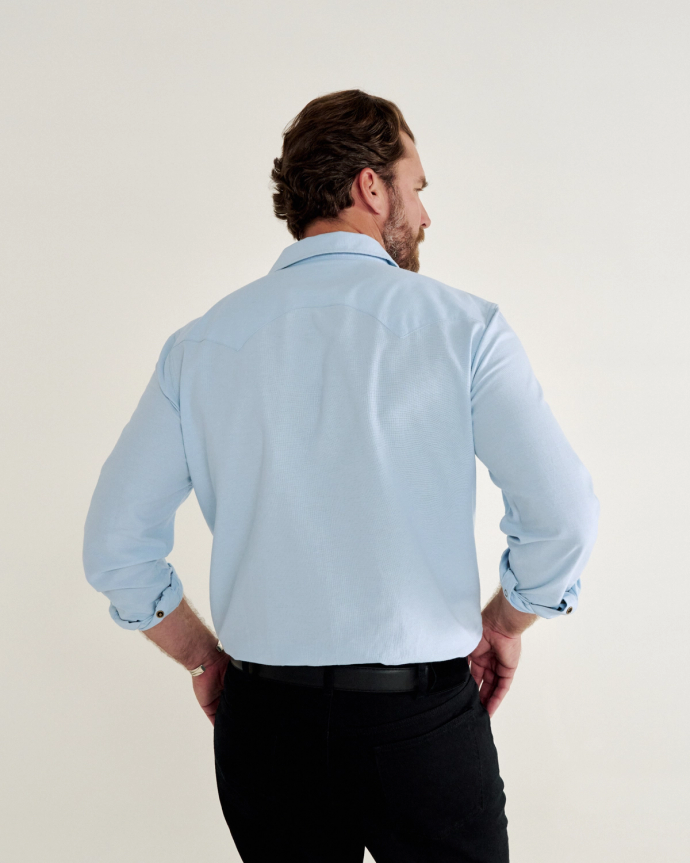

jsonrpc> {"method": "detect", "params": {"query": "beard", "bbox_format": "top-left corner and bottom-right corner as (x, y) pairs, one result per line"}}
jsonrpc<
(381, 183), (425, 273)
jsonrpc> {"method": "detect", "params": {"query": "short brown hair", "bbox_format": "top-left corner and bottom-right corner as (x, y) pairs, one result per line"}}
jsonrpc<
(271, 89), (415, 241)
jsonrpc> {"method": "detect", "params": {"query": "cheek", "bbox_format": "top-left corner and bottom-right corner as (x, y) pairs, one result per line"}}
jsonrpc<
(409, 193), (420, 212)
(403, 195), (421, 226)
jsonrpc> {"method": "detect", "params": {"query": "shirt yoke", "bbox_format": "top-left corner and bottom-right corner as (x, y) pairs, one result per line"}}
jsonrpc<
(166, 257), (498, 356)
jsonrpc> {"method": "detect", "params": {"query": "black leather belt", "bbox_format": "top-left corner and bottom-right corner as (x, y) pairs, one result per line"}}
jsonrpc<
(229, 657), (450, 693)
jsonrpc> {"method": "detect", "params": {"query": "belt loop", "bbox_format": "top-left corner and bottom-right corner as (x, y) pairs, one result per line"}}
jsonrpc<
(323, 666), (335, 695)
(428, 663), (437, 692)
(415, 663), (429, 698)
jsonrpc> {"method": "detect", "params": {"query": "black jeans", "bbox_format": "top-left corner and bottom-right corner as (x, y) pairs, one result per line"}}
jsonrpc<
(214, 656), (509, 862)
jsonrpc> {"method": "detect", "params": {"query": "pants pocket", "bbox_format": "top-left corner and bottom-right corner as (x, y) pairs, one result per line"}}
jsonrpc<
(372, 703), (484, 842)
(214, 692), (279, 803)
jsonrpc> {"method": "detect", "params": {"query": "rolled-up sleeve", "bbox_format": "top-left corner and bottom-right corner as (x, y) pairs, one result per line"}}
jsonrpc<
(470, 305), (600, 618)
(83, 332), (192, 630)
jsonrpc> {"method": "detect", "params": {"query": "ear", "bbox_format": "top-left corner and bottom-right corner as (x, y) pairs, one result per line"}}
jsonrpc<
(352, 167), (388, 216)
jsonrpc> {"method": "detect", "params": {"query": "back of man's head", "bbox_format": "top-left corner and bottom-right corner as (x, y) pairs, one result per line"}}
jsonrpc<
(271, 89), (415, 242)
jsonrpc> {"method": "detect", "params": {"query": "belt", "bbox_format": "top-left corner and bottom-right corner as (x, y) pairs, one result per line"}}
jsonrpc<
(229, 657), (453, 693)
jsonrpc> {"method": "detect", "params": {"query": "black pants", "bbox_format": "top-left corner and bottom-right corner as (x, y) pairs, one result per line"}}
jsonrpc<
(214, 656), (509, 862)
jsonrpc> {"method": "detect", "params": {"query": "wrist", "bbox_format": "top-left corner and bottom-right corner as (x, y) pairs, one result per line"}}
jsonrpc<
(185, 640), (224, 673)
(483, 589), (537, 638)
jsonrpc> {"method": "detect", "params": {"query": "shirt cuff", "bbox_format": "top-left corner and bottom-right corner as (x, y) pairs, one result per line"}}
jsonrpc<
(108, 564), (184, 631)
(500, 563), (580, 619)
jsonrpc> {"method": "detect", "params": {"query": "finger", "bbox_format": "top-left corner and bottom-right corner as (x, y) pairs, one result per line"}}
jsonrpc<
(203, 695), (221, 716)
(486, 691), (503, 717)
(478, 666), (498, 706)
(469, 661), (484, 689)
(485, 677), (512, 716)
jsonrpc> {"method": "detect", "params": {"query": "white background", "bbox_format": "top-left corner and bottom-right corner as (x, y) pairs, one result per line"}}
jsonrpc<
(1, 2), (688, 860)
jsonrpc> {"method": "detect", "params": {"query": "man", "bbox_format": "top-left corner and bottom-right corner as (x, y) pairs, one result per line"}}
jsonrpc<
(83, 89), (599, 861)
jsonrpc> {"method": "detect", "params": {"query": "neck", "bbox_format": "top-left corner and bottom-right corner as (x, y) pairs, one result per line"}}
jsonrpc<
(302, 210), (385, 248)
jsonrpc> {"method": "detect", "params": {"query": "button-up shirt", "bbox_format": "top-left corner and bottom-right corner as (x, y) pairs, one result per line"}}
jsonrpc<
(83, 231), (600, 665)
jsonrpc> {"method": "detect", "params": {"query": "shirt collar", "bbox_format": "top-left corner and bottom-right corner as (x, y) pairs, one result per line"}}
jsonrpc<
(269, 231), (399, 273)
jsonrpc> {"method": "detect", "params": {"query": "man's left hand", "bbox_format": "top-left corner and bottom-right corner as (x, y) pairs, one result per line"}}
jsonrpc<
(191, 653), (231, 725)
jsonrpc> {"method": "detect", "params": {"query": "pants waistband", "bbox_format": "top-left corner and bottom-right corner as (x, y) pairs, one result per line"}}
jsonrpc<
(229, 656), (469, 694)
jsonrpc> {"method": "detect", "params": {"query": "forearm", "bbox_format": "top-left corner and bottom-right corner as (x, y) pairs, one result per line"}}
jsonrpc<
(141, 596), (223, 671)
(482, 585), (538, 637)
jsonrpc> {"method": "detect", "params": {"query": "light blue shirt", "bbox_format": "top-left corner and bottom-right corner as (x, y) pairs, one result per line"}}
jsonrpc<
(83, 231), (600, 665)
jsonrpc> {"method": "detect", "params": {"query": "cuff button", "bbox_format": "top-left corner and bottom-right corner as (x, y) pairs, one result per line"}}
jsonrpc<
(566, 606), (573, 614)
(156, 610), (165, 618)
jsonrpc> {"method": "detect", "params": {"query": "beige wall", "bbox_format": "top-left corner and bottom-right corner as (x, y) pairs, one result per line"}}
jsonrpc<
(1, 1), (688, 860)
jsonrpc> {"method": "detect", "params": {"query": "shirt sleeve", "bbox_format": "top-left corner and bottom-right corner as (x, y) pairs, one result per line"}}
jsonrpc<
(470, 305), (600, 618)
(82, 332), (192, 630)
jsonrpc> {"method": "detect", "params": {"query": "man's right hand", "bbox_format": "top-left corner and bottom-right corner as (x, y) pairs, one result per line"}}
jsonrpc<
(468, 625), (523, 717)
(468, 587), (538, 717)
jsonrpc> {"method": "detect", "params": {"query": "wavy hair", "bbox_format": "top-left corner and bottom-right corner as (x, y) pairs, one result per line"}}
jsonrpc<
(271, 89), (415, 241)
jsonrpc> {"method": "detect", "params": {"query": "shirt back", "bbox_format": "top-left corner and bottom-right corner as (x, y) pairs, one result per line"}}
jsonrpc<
(83, 231), (600, 665)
